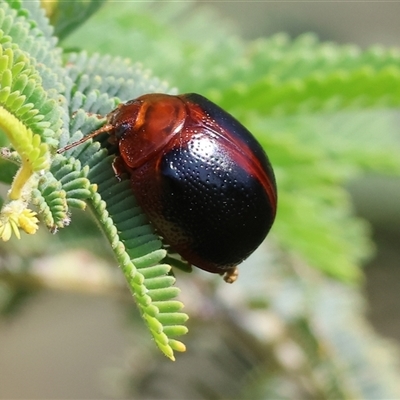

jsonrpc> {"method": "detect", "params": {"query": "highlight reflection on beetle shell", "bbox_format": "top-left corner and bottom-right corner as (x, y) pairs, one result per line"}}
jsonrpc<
(110, 93), (277, 276)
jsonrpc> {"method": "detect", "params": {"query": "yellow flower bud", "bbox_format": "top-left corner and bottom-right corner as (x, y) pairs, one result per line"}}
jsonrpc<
(18, 209), (39, 235)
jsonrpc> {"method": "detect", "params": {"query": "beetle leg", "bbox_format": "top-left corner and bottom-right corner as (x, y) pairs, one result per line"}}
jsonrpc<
(112, 155), (128, 182)
(222, 266), (238, 284)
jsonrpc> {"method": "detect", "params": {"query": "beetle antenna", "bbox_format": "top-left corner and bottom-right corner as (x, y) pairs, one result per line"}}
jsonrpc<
(57, 123), (114, 154)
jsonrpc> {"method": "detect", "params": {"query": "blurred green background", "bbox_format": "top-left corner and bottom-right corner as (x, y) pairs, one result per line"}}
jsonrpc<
(0, 1), (400, 398)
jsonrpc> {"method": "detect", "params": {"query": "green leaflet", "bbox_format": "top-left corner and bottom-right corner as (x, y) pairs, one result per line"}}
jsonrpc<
(85, 153), (188, 360)
(216, 66), (400, 116)
(43, 0), (107, 41)
(31, 155), (93, 231)
(0, 1), (65, 203)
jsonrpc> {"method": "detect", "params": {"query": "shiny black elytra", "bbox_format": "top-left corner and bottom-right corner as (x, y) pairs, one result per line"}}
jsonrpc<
(59, 93), (277, 283)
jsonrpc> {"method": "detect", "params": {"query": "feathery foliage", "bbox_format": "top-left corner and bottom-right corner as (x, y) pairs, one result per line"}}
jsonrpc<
(0, 0), (187, 360)
(1, 0), (400, 397)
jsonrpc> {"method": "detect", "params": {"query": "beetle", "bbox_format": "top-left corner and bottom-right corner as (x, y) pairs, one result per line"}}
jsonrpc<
(59, 93), (277, 283)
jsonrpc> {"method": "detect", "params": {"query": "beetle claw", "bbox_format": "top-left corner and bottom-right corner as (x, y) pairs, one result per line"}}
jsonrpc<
(222, 266), (238, 284)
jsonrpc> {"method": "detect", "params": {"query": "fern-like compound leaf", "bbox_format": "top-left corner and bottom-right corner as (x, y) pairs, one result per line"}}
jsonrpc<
(84, 152), (188, 360)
